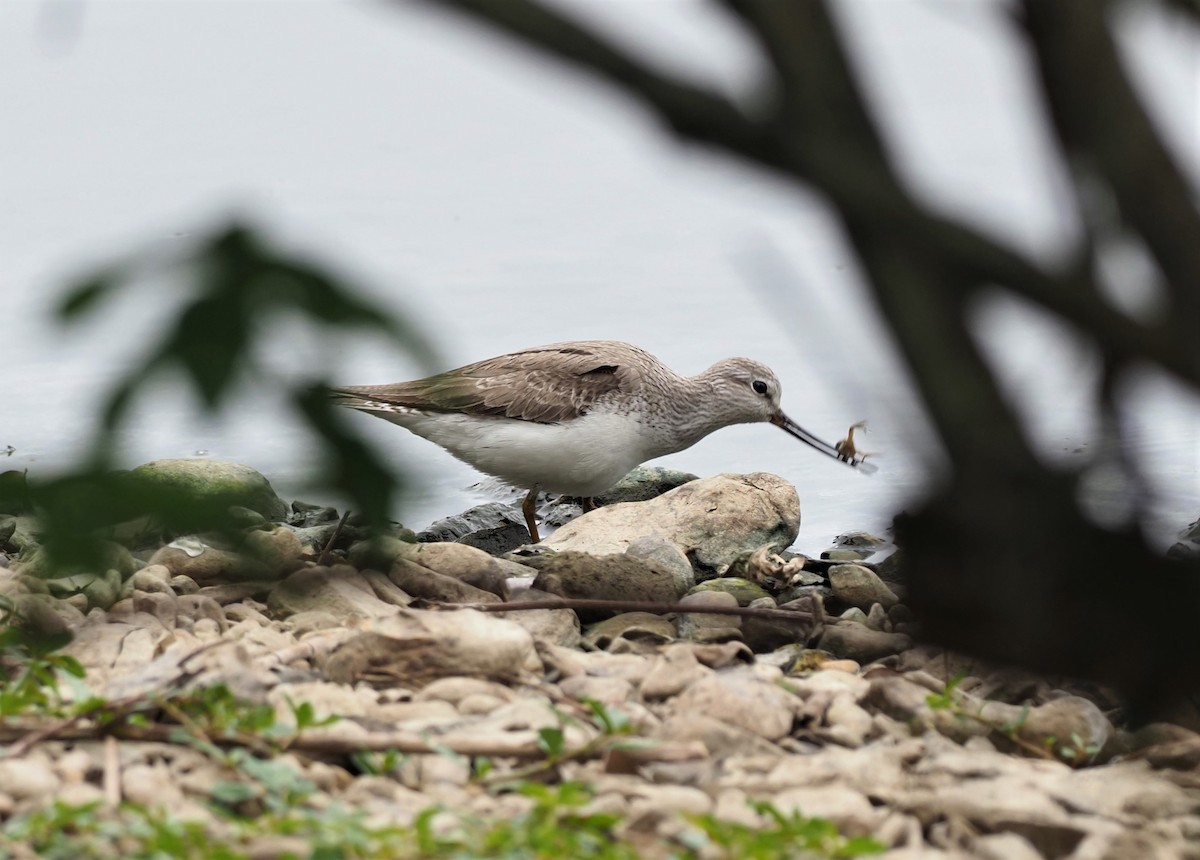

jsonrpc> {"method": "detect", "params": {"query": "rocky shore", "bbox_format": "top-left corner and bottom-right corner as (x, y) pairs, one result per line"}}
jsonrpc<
(1, 459), (1198, 858)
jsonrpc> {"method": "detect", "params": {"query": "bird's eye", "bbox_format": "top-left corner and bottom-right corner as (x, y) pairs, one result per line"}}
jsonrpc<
(752, 380), (769, 395)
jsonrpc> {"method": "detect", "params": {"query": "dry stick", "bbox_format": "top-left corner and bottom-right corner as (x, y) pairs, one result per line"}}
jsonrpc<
(103, 735), (121, 808)
(1, 693), (146, 760)
(0, 720), (701, 762)
(315, 510), (352, 568)
(446, 598), (840, 625)
(3, 708), (95, 760)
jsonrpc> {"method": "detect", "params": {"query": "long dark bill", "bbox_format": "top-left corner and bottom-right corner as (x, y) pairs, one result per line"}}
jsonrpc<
(770, 412), (878, 474)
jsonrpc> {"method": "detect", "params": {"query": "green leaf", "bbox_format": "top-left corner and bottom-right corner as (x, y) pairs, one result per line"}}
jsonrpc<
(56, 270), (123, 321)
(536, 726), (565, 759)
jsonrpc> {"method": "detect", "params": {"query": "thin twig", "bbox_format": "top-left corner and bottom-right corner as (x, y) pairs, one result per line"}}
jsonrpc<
(445, 597), (840, 625)
(103, 735), (121, 808)
(0, 719), (702, 762)
(316, 510), (352, 567)
(2, 693), (145, 759)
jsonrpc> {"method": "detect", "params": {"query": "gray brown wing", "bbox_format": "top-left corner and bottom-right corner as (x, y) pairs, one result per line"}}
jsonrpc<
(332, 341), (647, 423)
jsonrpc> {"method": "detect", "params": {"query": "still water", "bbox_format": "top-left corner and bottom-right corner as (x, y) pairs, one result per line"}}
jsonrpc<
(2, 1), (1196, 550)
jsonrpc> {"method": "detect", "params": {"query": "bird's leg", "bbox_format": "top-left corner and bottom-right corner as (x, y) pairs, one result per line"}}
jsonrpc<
(522, 488), (541, 544)
(582, 497), (596, 513)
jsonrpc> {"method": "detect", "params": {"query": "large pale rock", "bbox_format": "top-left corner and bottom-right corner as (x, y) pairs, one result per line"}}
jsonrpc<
(543, 473), (800, 573)
(670, 672), (798, 741)
(819, 622), (911, 663)
(321, 608), (542, 687)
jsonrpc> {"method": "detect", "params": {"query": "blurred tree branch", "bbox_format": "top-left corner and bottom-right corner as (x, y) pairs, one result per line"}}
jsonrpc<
(416, 0), (1200, 712)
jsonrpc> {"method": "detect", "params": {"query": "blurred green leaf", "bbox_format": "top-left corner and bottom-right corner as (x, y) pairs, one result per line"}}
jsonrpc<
(55, 269), (124, 321)
(28, 219), (438, 575)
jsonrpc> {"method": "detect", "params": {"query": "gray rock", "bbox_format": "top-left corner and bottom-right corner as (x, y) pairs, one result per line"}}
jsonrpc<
(542, 473), (800, 576)
(821, 549), (873, 562)
(149, 541), (267, 585)
(740, 598), (809, 653)
(865, 602), (889, 631)
(640, 644), (713, 700)
(170, 575), (200, 595)
(392, 541), (529, 595)
(4, 516), (39, 552)
(819, 622), (911, 663)
(346, 535), (417, 571)
(559, 675), (635, 707)
(495, 589), (580, 647)
(585, 612), (676, 650)
(83, 569), (124, 611)
(321, 608), (542, 687)
(0, 516), (15, 546)
(686, 577), (771, 606)
(357, 569), (414, 608)
(671, 672), (798, 740)
(823, 697), (875, 748)
(989, 695), (1113, 765)
(776, 584), (833, 605)
(128, 564), (174, 594)
(288, 501), (340, 527)
(416, 502), (527, 543)
(828, 563), (898, 610)
(131, 590), (178, 628)
(0, 755), (61, 802)
(124, 459), (288, 524)
(832, 530), (891, 549)
(284, 522), (344, 553)
(388, 562), (503, 604)
(11, 593), (84, 636)
(269, 565), (400, 621)
(771, 785), (881, 837)
(176, 594), (227, 630)
(457, 523), (532, 556)
(624, 537), (695, 593)
(652, 713), (782, 759)
(593, 466), (698, 505)
(972, 833), (1045, 860)
(839, 607), (869, 625)
(414, 677), (516, 707)
(675, 590), (741, 642)
(532, 551), (687, 612)
(18, 541), (137, 581)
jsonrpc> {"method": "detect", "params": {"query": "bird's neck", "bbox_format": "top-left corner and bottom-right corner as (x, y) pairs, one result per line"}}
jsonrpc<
(638, 370), (743, 458)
